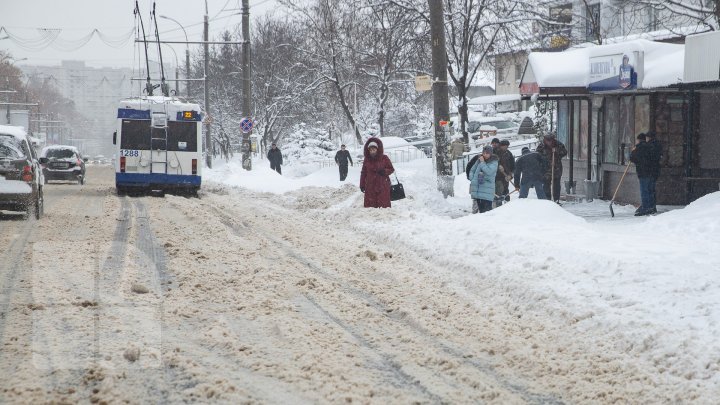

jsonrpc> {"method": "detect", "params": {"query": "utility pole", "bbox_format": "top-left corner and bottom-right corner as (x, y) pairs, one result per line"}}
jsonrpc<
(428, 0), (453, 197)
(241, 0), (253, 170)
(204, 2), (212, 168)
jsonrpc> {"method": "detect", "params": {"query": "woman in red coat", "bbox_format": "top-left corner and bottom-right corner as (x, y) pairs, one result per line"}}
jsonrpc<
(359, 137), (395, 208)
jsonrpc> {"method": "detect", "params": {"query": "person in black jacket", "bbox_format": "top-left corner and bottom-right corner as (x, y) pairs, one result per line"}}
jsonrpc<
(645, 131), (662, 213)
(535, 135), (568, 202)
(513, 147), (547, 199)
(267, 143), (283, 174)
(629, 133), (655, 216)
(495, 140), (515, 205)
(334, 144), (353, 181)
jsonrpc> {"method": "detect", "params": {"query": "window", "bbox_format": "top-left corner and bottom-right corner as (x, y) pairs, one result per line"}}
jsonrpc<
(515, 64), (524, 82)
(0, 135), (26, 159)
(45, 148), (76, 159)
(585, 3), (601, 42)
(166, 122), (198, 152)
(497, 67), (505, 84)
(120, 119), (151, 150)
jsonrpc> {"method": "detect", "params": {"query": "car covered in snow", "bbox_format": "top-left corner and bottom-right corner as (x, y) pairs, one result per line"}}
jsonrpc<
(41, 145), (87, 185)
(467, 117), (518, 140)
(0, 125), (45, 219)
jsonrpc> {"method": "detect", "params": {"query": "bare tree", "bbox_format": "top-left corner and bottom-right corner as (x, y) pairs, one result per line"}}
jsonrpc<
(443, 0), (535, 146)
(356, 1), (424, 137)
(282, 0), (366, 144)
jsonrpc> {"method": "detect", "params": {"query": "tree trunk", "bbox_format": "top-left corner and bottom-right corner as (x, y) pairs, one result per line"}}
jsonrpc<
(428, 0), (453, 197)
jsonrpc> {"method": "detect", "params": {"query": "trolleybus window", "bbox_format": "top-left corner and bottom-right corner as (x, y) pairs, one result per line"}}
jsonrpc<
(167, 121), (198, 152)
(120, 120), (151, 150)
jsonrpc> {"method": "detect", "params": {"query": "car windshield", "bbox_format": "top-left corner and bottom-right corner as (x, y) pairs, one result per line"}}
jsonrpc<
(0, 134), (26, 160)
(45, 149), (76, 159)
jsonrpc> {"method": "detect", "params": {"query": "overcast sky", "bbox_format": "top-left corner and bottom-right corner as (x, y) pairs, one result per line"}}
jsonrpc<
(1, 0), (282, 69)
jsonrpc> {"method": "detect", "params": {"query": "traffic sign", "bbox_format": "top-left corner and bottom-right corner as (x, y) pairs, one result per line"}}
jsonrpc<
(240, 117), (254, 133)
(415, 75), (432, 92)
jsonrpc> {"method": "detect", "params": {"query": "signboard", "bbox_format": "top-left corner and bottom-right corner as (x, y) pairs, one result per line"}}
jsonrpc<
(589, 52), (644, 91)
(240, 117), (253, 133)
(415, 75), (432, 92)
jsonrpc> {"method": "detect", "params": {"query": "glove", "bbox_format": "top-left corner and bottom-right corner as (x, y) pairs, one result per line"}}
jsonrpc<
(377, 169), (386, 176)
(506, 175), (512, 182)
(360, 186), (365, 193)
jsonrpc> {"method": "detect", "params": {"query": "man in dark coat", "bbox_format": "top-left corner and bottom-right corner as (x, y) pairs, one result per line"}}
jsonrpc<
(360, 137), (395, 208)
(495, 139), (515, 205)
(535, 135), (567, 202)
(630, 133), (656, 216)
(645, 131), (663, 213)
(334, 144), (353, 181)
(513, 147), (547, 199)
(267, 143), (283, 175)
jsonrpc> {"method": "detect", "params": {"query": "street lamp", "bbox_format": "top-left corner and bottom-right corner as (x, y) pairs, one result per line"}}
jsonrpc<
(159, 15), (191, 98)
(161, 43), (180, 96)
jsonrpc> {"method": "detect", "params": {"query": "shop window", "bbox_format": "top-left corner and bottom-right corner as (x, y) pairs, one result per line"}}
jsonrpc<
(603, 96), (620, 164)
(619, 96), (635, 162)
(557, 100), (569, 146)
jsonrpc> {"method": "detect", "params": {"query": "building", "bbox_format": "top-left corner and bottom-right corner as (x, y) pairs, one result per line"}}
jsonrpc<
(493, 0), (709, 111)
(20, 61), (133, 156)
(519, 32), (720, 206)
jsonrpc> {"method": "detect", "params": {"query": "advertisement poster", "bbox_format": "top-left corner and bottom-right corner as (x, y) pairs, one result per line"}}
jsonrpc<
(589, 52), (644, 91)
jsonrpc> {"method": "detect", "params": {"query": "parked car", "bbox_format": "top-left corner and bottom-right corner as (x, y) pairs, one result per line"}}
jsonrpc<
(0, 125), (45, 219)
(468, 117), (519, 140)
(41, 145), (87, 185)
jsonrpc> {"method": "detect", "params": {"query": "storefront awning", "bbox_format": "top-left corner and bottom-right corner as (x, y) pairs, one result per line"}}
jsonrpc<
(520, 39), (684, 96)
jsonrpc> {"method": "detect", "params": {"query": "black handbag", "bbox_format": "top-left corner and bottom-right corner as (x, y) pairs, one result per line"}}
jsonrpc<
(390, 173), (406, 201)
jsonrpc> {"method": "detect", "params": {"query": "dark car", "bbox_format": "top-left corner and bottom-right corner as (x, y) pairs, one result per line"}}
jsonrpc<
(0, 126), (45, 220)
(41, 145), (87, 185)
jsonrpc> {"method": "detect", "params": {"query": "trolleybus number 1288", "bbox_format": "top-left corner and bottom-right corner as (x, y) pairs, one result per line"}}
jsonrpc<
(120, 149), (140, 157)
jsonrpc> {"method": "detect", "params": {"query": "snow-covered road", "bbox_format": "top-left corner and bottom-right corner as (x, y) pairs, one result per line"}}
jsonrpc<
(0, 165), (717, 403)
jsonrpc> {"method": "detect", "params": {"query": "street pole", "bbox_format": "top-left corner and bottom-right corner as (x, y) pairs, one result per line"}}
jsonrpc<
(241, 0), (252, 170)
(428, 0), (453, 197)
(204, 3), (212, 168)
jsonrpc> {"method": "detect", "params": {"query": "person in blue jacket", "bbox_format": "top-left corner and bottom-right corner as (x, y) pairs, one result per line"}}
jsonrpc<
(469, 145), (499, 213)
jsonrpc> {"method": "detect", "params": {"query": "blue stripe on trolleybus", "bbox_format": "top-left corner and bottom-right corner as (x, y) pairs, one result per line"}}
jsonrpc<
(116, 173), (201, 186)
(117, 109), (151, 119)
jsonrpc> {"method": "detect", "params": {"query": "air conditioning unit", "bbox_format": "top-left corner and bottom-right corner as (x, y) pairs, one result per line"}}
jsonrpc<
(151, 112), (168, 128)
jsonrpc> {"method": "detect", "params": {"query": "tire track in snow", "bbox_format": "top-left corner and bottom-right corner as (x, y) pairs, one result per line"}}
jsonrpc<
(205, 200), (563, 405)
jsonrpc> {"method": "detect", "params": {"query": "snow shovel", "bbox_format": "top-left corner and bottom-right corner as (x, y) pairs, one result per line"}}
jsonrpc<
(609, 163), (632, 218)
(494, 189), (518, 202)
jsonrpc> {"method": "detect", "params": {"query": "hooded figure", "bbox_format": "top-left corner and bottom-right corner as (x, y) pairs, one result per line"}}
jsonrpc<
(360, 137), (395, 208)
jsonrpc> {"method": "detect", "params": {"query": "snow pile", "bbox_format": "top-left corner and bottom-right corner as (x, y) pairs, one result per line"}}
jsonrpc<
(0, 125), (28, 140)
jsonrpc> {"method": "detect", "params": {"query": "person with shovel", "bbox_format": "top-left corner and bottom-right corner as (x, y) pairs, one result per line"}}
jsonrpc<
(536, 135), (567, 203)
(629, 133), (658, 216)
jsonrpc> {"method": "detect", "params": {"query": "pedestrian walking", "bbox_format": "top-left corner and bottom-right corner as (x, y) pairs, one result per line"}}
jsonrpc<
(629, 133), (659, 216)
(334, 144), (353, 181)
(645, 131), (663, 213)
(450, 136), (465, 160)
(267, 143), (283, 175)
(535, 135), (567, 202)
(513, 147), (547, 199)
(495, 140), (515, 205)
(469, 145), (499, 213)
(359, 137), (395, 208)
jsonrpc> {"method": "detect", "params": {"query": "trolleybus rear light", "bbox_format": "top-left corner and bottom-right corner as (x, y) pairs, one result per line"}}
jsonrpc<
(191, 159), (197, 175)
(120, 157), (126, 173)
